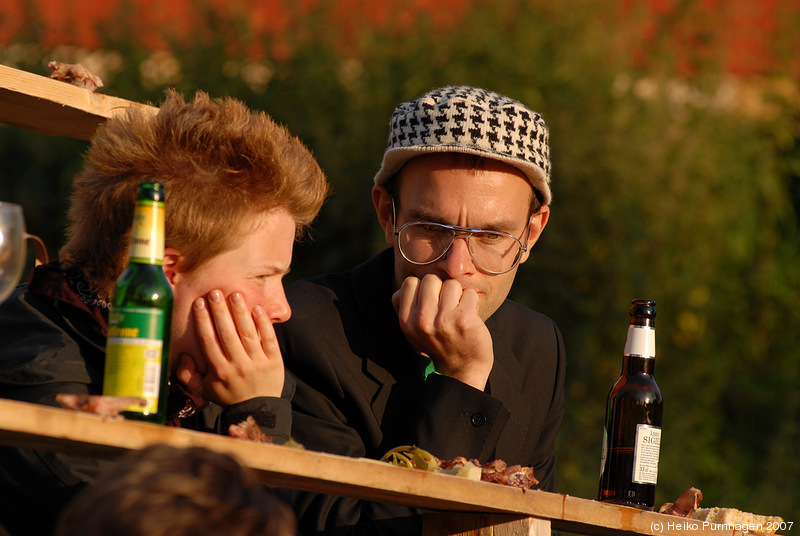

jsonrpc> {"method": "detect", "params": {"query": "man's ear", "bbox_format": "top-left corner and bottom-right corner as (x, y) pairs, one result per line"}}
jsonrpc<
(372, 185), (396, 246)
(519, 205), (550, 265)
(162, 247), (183, 287)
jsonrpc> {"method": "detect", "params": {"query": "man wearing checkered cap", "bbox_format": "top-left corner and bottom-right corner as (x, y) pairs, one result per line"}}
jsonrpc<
(276, 86), (566, 535)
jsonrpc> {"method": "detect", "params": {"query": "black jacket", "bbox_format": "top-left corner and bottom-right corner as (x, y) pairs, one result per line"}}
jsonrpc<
(0, 263), (291, 536)
(276, 249), (566, 535)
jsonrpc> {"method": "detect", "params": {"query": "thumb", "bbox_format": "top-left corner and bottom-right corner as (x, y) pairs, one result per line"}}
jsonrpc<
(175, 353), (203, 396)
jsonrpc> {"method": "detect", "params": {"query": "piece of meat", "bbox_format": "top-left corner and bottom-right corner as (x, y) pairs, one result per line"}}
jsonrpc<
(480, 460), (538, 488)
(479, 459), (508, 484)
(436, 456), (471, 471)
(495, 464), (538, 489)
(436, 455), (538, 489)
(659, 487), (703, 517)
(481, 459), (507, 473)
(56, 394), (145, 419)
(48, 61), (104, 91)
(382, 446), (538, 489)
(228, 416), (273, 443)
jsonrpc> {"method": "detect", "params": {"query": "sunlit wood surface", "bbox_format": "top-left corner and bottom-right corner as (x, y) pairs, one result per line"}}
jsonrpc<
(0, 398), (766, 536)
(0, 63), (157, 140)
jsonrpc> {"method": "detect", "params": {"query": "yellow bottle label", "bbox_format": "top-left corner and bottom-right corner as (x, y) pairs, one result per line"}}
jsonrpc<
(129, 200), (165, 265)
(103, 307), (167, 415)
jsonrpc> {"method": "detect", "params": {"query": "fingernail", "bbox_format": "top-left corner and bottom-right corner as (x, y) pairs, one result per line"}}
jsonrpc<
(252, 304), (264, 316)
(193, 297), (206, 310)
(209, 290), (223, 303)
(231, 292), (244, 305)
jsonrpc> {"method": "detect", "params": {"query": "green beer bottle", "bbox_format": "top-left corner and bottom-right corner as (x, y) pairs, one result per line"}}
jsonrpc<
(102, 182), (173, 424)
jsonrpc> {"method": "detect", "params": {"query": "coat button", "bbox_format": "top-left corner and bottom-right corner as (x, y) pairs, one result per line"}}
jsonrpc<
(470, 413), (486, 427)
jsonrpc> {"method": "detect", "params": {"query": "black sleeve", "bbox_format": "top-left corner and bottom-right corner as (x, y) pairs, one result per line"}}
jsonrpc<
(0, 291), (108, 536)
(219, 375), (294, 444)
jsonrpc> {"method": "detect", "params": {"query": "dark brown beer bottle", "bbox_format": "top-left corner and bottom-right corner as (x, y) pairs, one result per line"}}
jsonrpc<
(598, 299), (663, 510)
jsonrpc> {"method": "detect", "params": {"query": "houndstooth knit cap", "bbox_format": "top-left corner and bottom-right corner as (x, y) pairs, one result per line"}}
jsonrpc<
(373, 85), (551, 205)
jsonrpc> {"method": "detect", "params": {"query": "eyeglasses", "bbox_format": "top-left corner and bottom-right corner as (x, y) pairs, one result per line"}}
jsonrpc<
(392, 199), (529, 275)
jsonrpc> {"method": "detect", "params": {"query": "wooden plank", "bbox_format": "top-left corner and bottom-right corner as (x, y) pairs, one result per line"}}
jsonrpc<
(0, 398), (762, 536)
(0, 63), (157, 140)
(422, 513), (551, 536)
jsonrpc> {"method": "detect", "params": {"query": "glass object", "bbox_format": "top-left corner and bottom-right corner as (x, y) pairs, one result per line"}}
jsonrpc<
(0, 202), (27, 304)
(392, 199), (528, 275)
(102, 182), (173, 424)
(598, 298), (663, 510)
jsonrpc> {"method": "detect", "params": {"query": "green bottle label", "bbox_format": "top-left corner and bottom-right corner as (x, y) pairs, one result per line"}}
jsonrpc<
(103, 306), (167, 415)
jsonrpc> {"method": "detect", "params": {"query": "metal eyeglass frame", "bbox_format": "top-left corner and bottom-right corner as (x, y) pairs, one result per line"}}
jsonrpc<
(391, 197), (530, 275)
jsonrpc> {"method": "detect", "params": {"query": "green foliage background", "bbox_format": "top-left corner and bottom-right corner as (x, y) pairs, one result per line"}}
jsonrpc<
(2, 0), (798, 524)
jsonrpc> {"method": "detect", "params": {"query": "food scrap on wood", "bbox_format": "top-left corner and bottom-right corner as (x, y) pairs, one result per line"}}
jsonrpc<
(48, 61), (104, 91)
(56, 393), (145, 419)
(658, 487), (703, 517)
(658, 487), (784, 534)
(228, 416), (305, 449)
(228, 415), (273, 443)
(381, 445), (539, 489)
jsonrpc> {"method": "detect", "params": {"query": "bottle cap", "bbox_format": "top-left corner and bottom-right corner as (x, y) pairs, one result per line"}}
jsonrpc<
(138, 181), (166, 203)
(630, 299), (656, 318)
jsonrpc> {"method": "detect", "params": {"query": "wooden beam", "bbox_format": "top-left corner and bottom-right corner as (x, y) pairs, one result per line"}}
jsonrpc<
(423, 513), (551, 536)
(0, 398), (764, 536)
(0, 63), (157, 141)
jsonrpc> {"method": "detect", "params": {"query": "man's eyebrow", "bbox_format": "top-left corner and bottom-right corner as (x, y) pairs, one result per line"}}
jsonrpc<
(405, 207), (522, 232)
(405, 207), (444, 223)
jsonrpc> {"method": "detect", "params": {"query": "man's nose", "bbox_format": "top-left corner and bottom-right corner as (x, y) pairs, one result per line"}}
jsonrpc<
(437, 234), (475, 275)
